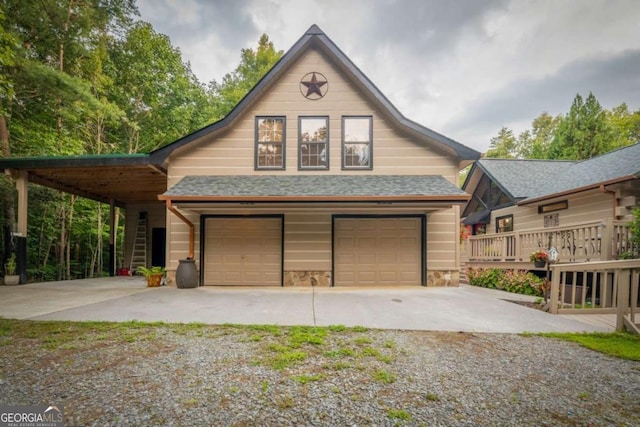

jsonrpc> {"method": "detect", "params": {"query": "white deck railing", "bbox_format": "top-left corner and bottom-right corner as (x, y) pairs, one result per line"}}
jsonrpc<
(466, 220), (633, 263)
(549, 259), (640, 333)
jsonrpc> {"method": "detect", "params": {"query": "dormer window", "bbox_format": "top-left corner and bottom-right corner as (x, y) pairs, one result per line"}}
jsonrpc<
(255, 116), (285, 169)
(299, 117), (329, 170)
(342, 116), (372, 169)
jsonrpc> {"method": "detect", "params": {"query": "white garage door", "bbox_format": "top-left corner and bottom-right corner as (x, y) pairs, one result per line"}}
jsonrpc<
(334, 217), (422, 286)
(204, 217), (282, 286)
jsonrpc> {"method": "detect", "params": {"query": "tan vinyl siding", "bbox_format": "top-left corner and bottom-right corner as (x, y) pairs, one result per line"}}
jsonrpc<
(427, 208), (458, 270)
(485, 189), (614, 235)
(284, 212), (332, 271)
(167, 48), (458, 188)
(164, 46), (461, 275)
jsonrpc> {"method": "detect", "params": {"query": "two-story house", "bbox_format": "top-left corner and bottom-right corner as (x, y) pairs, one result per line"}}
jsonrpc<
(0, 25), (480, 286)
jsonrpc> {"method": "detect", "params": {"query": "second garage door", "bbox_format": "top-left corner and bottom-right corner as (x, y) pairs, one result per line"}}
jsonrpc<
(204, 217), (282, 286)
(334, 217), (423, 286)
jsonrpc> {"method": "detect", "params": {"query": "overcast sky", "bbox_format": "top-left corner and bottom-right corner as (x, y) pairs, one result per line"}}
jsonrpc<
(137, 0), (640, 153)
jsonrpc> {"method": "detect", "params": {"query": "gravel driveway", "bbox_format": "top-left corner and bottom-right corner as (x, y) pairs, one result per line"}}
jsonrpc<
(1, 321), (638, 426)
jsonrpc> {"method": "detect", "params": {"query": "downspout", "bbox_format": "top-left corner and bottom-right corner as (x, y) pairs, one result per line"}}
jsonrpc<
(166, 199), (194, 259)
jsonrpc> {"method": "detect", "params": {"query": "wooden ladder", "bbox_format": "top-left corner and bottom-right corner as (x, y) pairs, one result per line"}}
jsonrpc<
(130, 212), (147, 273)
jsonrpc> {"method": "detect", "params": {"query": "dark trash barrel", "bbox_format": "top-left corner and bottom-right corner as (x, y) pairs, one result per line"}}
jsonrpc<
(176, 258), (199, 288)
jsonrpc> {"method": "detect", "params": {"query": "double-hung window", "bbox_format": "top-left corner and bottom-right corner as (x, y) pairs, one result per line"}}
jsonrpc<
(255, 116), (285, 169)
(342, 116), (372, 169)
(299, 116), (328, 169)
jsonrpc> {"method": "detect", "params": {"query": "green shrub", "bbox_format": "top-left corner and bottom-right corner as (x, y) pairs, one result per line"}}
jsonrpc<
(467, 268), (544, 297)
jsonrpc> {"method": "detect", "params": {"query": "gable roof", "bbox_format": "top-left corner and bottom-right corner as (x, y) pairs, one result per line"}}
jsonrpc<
(520, 142), (640, 204)
(468, 159), (574, 200)
(463, 143), (640, 208)
(160, 175), (469, 203)
(150, 24), (480, 164)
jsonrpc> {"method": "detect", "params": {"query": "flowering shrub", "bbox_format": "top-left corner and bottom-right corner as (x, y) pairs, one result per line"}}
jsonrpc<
(467, 267), (544, 297)
(529, 249), (549, 263)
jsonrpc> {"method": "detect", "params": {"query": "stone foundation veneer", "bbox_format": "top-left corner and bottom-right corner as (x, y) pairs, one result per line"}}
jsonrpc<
(284, 271), (332, 287)
(427, 270), (460, 287)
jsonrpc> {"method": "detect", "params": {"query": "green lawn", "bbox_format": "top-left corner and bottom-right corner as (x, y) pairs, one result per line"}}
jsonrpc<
(534, 332), (640, 361)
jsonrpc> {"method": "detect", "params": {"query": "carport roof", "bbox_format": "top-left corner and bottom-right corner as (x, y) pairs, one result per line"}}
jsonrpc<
(0, 154), (167, 206)
(160, 175), (470, 203)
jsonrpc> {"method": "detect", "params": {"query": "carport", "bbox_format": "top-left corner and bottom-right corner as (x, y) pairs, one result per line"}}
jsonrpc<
(0, 154), (167, 283)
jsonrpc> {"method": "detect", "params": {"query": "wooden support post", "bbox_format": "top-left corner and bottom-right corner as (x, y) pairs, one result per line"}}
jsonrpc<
(600, 219), (613, 261)
(15, 170), (28, 284)
(550, 265), (560, 314)
(616, 269), (630, 332)
(109, 200), (116, 277)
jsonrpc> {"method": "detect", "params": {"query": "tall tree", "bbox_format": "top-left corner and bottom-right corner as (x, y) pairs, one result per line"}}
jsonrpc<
(209, 34), (283, 118)
(607, 103), (640, 149)
(106, 21), (214, 153)
(548, 92), (613, 160)
(485, 127), (517, 158)
(516, 112), (563, 159)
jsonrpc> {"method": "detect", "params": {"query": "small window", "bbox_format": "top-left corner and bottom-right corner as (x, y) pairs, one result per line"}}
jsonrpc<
(342, 116), (372, 169)
(255, 116), (285, 169)
(299, 117), (328, 169)
(538, 200), (568, 214)
(496, 214), (513, 233)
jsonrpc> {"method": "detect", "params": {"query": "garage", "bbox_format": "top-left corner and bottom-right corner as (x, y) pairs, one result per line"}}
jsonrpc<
(203, 216), (283, 285)
(333, 216), (424, 286)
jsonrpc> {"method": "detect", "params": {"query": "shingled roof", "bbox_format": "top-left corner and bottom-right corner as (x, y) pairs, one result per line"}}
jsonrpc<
(161, 175), (469, 202)
(150, 24), (480, 164)
(465, 143), (640, 206)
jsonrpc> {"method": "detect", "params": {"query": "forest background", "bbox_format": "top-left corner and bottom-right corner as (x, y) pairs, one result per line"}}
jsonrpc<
(0, 1), (638, 281)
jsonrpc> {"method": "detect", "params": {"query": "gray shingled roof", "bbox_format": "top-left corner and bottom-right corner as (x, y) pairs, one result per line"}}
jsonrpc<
(525, 143), (640, 200)
(476, 159), (574, 199)
(163, 175), (467, 198)
(473, 143), (640, 202)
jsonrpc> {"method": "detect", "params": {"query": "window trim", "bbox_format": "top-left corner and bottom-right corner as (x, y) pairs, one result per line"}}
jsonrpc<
(341, 115), (373, 170)
(495, 214), (514, 233)
(538, 200), (568, 214)
(298, 116), (329, 171)
(255, 116), (286, 170)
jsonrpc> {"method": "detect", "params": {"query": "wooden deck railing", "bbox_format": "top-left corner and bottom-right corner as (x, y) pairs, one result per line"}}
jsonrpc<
(466, 220), (633, 263)
(549, 259), (640, 333)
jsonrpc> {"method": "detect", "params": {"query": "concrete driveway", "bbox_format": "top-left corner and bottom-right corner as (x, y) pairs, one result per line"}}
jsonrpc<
(0, 277), (612, 333)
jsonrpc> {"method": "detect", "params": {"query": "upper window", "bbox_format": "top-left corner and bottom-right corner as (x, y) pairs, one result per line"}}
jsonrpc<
(255, 117), (285, 169)
(299, 117), (328, 170)
(342, 116), (372, 169)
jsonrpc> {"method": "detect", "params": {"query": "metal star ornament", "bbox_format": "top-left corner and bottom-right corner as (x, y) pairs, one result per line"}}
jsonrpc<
(300, 72), (328, 100)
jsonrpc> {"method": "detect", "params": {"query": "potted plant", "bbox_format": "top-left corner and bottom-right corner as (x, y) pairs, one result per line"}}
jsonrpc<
(138, 266), (166, 287)
(4, 253), (20, 285)
(530, 249), (549, 268)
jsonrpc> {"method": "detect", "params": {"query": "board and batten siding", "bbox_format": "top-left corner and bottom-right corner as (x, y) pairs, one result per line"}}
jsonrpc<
(164, 47), (461, 276)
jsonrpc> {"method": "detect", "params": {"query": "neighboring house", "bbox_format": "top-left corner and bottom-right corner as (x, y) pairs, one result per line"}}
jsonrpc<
(461, 143), (640, 268)
(0, 25), (480, 286)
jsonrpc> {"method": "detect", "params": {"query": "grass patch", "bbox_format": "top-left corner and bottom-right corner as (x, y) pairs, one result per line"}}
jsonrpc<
(387, 408), (411, 421)
(371, 369), (396, 384)
(534, 332), (640, 361)
(291, 374), (323, 384)
(269, 350), (307, 370)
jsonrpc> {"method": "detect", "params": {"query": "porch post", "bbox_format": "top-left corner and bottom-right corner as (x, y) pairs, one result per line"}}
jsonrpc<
(15, 170), (28, 284)
(108, 199), (116, 276)
(616, 269), (630, 332)
(600, 219), (613, 261)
